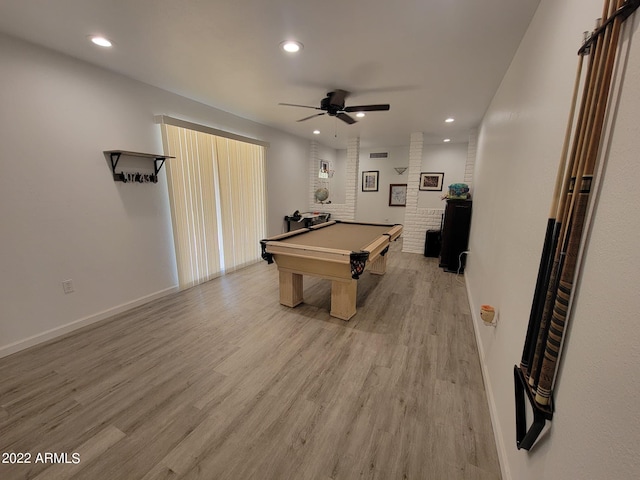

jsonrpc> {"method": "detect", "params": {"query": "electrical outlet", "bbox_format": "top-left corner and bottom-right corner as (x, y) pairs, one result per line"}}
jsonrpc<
(62, 279), (74, 294)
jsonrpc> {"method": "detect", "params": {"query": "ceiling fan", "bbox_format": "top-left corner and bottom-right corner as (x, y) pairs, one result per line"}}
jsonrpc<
(279, 89), (390, 125)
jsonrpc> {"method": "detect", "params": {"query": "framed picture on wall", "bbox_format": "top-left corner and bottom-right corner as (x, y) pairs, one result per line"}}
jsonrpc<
(362, 171), (379, 192)
(319, 159), (330, 178)
(389, 184), (407, 206)
(419, 172), (444, 191)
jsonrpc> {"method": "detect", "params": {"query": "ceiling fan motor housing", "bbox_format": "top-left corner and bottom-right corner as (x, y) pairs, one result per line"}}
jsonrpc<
(321, 93), (344, 115)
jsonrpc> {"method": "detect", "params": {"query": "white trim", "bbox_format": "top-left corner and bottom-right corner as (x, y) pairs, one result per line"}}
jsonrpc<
(154, 115), (270, 148)
(0, 286), (178, 359)
(465, 275), (511, 480)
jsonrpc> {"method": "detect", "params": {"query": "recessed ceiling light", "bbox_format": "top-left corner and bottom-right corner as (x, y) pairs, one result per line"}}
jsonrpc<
(445, 117), (455, 123)
(281, 41), (303, 53)
(356, 112), (365, 118)
(90, 36), (112, 47)
(444, 138), (451, 143)
(313, 130), (320, 135)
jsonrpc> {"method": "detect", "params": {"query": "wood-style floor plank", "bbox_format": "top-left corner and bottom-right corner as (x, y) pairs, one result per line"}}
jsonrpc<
(0, 240), (501, 479)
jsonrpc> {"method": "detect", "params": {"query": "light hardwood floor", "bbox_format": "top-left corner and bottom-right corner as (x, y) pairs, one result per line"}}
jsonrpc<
(0, 240), (501, 480)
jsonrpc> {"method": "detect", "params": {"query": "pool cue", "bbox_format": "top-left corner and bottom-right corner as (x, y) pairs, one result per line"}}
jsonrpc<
(535, 0), (625, 406)
(519, 48), (586, 376)
(547, 0), (640, 395)
(526, 12), (607, 388)
(528, 0), (612, 389)
(528, 0), (617, 388)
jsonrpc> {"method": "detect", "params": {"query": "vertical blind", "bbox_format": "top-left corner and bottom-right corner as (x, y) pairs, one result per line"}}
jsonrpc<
(161, 123), (267, 289)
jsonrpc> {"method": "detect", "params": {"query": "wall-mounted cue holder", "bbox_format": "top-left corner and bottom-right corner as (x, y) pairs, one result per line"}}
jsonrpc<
(104, 150), (174, 184)
(513, 366), (553, 451)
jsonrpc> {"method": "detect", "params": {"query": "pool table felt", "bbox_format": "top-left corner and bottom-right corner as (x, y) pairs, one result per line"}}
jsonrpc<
(277, 223), (395, 252)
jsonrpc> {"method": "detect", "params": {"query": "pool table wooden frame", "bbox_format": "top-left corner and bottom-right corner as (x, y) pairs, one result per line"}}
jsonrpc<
(260, 220), (402, 320)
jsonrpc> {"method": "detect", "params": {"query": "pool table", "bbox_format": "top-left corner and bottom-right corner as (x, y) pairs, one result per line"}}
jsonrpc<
(260, 220), (403, 320)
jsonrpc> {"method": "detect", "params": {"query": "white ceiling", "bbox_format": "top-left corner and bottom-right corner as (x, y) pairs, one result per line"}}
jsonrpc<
(0, 0), (540, 149)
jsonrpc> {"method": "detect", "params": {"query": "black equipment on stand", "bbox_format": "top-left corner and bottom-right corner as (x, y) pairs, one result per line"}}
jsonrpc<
(424, 212), (445, 258)
(284, 211), (331, 232)
(439, 199), (472, 273)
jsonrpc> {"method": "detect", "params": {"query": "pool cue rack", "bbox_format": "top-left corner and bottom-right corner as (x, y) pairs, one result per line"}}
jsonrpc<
(105, 150), (174, 183)
(514, 366), (553, 451)
(513, 0), (639, 452)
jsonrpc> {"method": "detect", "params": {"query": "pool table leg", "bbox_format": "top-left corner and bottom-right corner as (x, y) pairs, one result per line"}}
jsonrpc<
(279, 271), (304, 307)
(368, 254), (387, 275)
(330, 279), (357, 320)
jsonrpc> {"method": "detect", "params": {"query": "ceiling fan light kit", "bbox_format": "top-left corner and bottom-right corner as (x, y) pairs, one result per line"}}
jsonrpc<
(279, 89), (390, 125)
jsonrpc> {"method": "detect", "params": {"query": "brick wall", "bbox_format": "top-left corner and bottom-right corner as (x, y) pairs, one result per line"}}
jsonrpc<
(308, 138), (359, 221)
(465, 128), (477, 190)
(401, 133), (443, 253)
(401, 131), (477, 254)
(307, 132), (476, 253)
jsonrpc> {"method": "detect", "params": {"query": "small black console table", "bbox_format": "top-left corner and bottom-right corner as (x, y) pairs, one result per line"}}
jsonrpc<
(284, 212), (331, 232)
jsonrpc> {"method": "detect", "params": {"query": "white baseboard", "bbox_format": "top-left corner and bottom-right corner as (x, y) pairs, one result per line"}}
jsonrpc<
(464, 276), (511, 480)
(0, 286), (178, 359)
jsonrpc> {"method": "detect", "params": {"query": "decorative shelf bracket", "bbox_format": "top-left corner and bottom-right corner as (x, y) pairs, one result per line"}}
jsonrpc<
(104, 150), (174, 183)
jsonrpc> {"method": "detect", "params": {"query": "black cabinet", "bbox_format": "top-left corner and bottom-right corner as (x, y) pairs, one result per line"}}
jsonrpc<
(439, 200), (472, 273)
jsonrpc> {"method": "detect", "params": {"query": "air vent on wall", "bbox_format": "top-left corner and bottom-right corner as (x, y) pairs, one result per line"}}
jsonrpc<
(370, 152), (388, 158)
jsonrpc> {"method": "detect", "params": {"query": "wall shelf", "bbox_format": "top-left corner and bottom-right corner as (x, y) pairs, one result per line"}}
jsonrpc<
(104, 150), (174, 183)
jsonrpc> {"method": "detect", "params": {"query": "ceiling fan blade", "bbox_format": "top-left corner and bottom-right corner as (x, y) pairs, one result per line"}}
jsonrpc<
(344, 104), (390, 112)
(279, 102), (321, 110)
(297, 113), (326, 122)
(336, 112), (357, 125)
(329, 89), (349, 107)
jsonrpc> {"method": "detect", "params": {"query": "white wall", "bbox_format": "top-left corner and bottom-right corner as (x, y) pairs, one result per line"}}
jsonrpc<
(354, 143), (467, 225)
(356, 146), (410, 224)
(267, 137), (310, 235)
(466, 1), (640, 479)
(0, 33), (310, 356)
